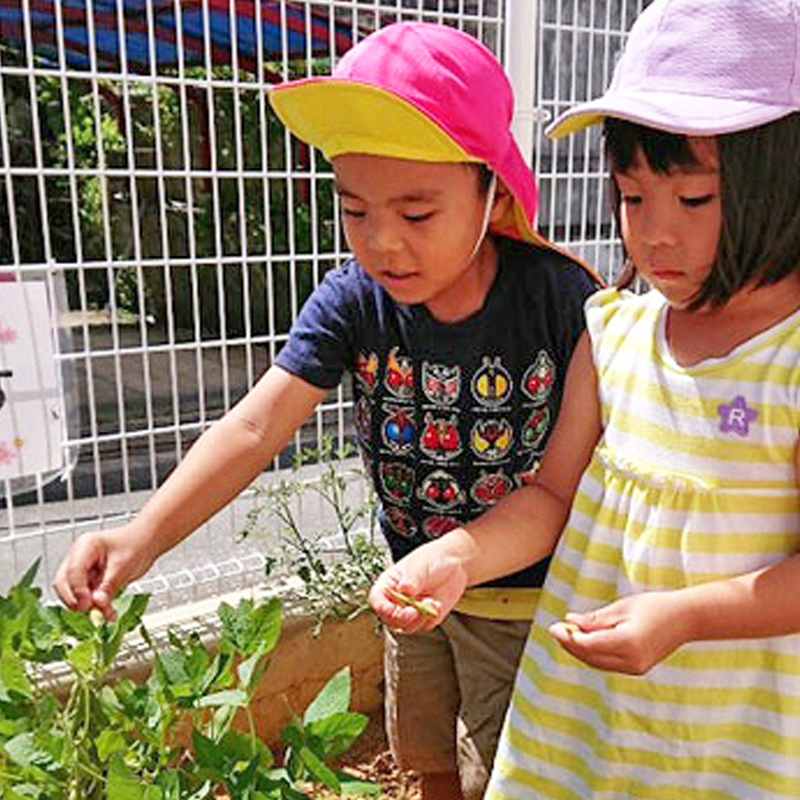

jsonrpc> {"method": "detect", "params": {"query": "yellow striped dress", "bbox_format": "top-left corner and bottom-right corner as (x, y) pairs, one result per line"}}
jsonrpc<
(486, 287), (800, 800)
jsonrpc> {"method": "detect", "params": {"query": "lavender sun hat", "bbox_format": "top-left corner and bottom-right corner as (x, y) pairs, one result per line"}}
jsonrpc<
(546, 0), (800, 139)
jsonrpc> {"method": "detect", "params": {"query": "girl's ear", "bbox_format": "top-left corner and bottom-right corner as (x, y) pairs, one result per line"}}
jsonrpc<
(489, 178), (514, 223)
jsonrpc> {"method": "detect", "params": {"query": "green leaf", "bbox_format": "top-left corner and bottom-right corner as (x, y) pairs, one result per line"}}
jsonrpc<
(108, 753), (164, 800)
(153, 771), (184, 800)
(191, 730), (220, 771)
(237, 651), (268, 692)
(56, 606), (95, 639)
(99, 684), (125, 716)
(246, 599), (282, 655)
(3, 732), (57, 771)
(96, 729), (127, 762)
(198, 652), (224, 695)
(337, 774), (382, 795)
(218, 598), (281, 656)
(111, 593), (149, 632)
(1, 783), (47, 800)
(0, 651), (33, 701)
(307, 711), (368, 758)
(154, 649), (190, 686)
(0, 710), (28, 738)
(303, 667), (351, 724)
(258, 782), (308, 800)
(66, 638), (99, 675)
(0, 589), (35, 656)
(209, 702), (237, 741)
(26, 603), (67, 663)
(296, 745), (339, 791)
(217, 600), (250, 651)
(17, 559), (41, 590)
(184, 636), (211, 683)
(196, 689), (248, 708)
(183, 779), (214, 800)
(206, 729), (273, 773)
(104, 594), (149, 665)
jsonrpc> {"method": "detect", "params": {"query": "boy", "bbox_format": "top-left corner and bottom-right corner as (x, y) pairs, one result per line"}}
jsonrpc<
(55, 22), (599, 800)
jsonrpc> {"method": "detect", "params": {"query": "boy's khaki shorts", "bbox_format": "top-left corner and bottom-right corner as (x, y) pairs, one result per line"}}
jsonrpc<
(384, 612), (531, 800)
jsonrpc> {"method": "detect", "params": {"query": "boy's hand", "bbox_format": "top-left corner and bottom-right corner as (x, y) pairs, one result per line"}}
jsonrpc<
(369, 544), (469, 633)
(53, 527), (153, 620)
(549, 590), (694, 675)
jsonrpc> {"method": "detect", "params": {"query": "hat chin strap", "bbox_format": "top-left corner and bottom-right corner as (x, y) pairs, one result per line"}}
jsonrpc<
(466, 172), (498, 264)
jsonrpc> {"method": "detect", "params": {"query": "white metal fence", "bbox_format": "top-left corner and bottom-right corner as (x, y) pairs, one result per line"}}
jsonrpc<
(0, 0), (649, 606)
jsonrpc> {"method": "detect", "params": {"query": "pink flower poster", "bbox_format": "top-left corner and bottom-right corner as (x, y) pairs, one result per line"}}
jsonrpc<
(0, 283), (63, 479)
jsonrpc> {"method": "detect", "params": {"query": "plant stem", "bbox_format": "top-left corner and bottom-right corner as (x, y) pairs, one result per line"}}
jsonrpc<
(76, 759), (106, 782)
(245, 702), (258, 757)
(83, 682), (92, 740)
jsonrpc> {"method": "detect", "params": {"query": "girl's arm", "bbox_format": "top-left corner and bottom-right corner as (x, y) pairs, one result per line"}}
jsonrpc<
(552, 441), (800, 674)
(369, 332), (603, 631)
(54, 366), (327, 616)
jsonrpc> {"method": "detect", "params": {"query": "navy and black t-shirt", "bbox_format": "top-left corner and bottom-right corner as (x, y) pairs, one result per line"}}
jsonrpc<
(276, 237), (597, 590)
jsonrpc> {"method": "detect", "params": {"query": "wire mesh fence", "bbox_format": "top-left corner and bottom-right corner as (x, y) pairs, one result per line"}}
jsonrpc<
(0, 0), (647, 607)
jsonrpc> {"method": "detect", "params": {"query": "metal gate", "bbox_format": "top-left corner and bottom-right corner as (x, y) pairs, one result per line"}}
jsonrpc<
(0, 0), (648, 606)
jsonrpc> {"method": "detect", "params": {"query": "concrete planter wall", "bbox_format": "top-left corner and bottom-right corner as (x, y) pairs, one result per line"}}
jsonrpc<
(131, 586), (385, 749)
(250, 609), (384, 745)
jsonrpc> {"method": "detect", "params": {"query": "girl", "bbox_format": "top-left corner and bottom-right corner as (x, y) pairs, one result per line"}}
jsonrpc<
(370, 0), (800, 796)
(54, 22), (599, 800)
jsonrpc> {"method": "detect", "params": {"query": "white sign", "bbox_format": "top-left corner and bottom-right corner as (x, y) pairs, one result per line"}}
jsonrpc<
(0, 282), (63, 479)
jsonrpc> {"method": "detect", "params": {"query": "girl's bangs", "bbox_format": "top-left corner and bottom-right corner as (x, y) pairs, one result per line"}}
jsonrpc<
(604, 118), (700, 173)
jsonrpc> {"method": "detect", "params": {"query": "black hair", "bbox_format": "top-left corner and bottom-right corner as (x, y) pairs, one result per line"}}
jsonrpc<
(470, 162), (495, 194)
(604, 114), (800, 308)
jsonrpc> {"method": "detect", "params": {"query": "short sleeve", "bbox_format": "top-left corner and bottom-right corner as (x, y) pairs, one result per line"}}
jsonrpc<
(584, 287), (629, 376)
(585, 287), (665, 388)
(274, 263), (360, 390)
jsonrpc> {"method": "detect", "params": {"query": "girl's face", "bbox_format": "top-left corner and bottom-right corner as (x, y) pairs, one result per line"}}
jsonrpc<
(332, 154), (510, 322)
(614, 137), (722, 308)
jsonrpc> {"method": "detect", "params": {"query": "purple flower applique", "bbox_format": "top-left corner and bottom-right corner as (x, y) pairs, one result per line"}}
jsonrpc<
(718, 395), (758, 438)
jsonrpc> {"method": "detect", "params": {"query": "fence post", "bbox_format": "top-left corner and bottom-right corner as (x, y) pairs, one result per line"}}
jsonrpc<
(504, 0), (540, 170)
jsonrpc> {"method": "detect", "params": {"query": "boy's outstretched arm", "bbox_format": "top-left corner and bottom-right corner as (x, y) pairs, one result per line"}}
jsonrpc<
(54, 366), (326, 616)
(369, 332), (602, 631)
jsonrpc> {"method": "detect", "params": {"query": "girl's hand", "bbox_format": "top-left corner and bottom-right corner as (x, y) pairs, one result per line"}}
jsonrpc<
(549, 590), (694, 675)
(368, 544), (468, 633)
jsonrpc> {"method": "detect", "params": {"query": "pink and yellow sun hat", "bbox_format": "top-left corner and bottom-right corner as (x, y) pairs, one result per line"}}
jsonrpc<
(268, 21), (548, 249)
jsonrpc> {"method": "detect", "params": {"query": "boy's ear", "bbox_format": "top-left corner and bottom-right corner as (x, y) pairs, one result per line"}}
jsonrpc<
(489, 179), (514, 223)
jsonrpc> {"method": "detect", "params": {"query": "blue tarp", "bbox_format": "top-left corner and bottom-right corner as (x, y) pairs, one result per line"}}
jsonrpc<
(0, 0), (356, 73)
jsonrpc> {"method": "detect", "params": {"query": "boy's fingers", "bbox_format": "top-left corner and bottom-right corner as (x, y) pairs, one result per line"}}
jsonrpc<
(91, 587), (117, 619)
(369, 577), (429, 632)
(53, 577), (80, 610)
(54, 535), (108, 612)
(54, 559), (92, 611)
(385, 587), (439, 618)
(368, 576), (405, 618)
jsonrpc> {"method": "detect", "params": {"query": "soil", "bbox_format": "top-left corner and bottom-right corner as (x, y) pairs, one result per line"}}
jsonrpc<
(310, 709), (422, 800)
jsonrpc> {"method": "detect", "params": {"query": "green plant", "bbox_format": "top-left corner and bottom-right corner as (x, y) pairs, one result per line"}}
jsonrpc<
(0, 560), (378, 799)
(240, 439), (387, 634)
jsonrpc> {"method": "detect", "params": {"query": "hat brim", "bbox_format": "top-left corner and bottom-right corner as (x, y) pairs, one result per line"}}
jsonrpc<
(270, 79), (473, 162)
(546, 91), (799, 139)
(269, 78), (557, 251)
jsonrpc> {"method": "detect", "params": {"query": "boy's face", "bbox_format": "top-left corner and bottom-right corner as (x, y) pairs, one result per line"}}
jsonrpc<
(332, 154), (508, 322)
(614, 137), (722, 309)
